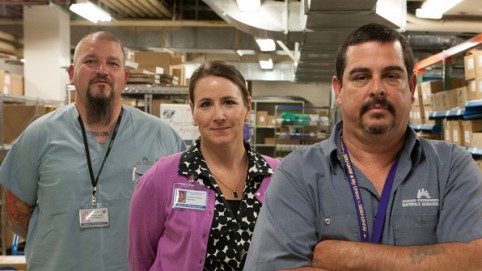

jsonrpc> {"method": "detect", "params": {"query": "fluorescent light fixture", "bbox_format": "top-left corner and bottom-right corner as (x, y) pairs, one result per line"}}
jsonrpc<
(70, 0), (112, 23)
(255, 38), (276, 52)
(415, 0), (463, 19)
(236, 0), (261, 12)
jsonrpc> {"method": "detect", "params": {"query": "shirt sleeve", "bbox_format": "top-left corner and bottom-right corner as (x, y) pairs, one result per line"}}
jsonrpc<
(437, 144), (482, 243)
(244, 150), (319, 271)
(0, 121), (41, 204)
(128, 163), (167, 270)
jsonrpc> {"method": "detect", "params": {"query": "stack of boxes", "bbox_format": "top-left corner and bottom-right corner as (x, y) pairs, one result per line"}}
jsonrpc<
(461, 50), (482, 148)
(130, 51), (185, 87)
(0, 70), (24, 96)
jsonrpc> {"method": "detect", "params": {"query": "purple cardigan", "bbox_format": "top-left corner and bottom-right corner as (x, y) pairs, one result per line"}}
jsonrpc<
(128, 152), (279, 271)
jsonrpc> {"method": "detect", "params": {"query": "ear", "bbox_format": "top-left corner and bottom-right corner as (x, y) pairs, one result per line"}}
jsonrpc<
(123, 69), (129, 86)
(189, 101), (197, 126)
(68, 64), (75, 84)
(245, 96), (252, 122)
(332, 75), (342, 105)
(409, 72), (417, 105)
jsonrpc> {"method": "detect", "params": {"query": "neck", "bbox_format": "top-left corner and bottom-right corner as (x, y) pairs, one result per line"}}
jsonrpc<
(200, 140), (247, 169)
(342, 130), (404, 169)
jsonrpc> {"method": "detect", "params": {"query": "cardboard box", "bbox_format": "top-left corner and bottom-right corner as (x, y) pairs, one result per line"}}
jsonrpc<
(134, 52), (172, 75)
(256, 111), (268, 126)
(450, 120), (463, 146)
(462, 119), (482, 147)
(0, 71), (23, 96)
(464, 50), (482, 80)
(456, 86), (469, 108)
(467, 77), (482, 100)
(3, 105), (47, 143)
(471, 132), (482, 148)
(264, 137), (275, 144)
(419, 81), (443, 104)
(443, 119), (451, 143)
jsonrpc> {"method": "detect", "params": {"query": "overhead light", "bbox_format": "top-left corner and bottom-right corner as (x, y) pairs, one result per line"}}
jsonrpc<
(415, 0), (463, 19)
(70, 0), (112, 23)
(236, 0), (261, 12)
(259, 54), (273, 70)
(255, 38), (276, 52)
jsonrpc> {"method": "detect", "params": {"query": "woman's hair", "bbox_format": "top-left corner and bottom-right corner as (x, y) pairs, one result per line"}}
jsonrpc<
(189, 60), (250, 106)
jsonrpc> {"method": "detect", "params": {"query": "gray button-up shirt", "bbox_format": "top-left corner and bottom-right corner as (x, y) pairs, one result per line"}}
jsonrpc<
(244, 121), (482, 271)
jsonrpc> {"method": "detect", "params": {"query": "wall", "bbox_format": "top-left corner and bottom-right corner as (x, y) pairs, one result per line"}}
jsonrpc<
(251, 81), (333, 107)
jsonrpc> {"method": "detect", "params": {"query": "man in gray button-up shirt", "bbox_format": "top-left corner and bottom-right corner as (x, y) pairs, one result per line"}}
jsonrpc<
(245, 23), (482, 271)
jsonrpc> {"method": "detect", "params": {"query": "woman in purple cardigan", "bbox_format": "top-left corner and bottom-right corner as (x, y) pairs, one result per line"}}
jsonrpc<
(128, 60), (280, 271)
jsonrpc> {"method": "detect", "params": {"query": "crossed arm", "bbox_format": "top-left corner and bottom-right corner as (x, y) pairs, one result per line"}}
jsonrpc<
(1, 188), (34, 239)
(281, 238), (482, 271)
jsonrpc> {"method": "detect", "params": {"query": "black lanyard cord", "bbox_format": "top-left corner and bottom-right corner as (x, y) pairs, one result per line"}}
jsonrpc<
(78, 107), (123, 205)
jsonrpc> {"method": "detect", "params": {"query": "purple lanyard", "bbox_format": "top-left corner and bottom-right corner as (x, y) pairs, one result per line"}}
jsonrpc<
(340, 138), (399, 243)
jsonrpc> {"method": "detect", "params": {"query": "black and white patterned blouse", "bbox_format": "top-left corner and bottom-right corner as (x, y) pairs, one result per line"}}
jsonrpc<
(178, 139), (274, 271)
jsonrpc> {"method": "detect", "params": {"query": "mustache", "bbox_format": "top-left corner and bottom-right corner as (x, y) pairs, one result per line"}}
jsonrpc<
(89, 75), (113, 86)
(360, 97), (395, 115)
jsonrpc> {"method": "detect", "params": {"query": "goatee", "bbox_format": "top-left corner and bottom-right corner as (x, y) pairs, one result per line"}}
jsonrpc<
(86, 84), (115, 126)
(360, 97), (396, 134)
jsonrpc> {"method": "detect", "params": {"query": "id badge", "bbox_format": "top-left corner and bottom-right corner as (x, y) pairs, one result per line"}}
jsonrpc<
(172, 183), (207, 211)
(79, 203), (110, 229)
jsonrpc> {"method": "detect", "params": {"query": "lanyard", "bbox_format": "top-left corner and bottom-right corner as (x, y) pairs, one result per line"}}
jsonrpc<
(340, 138), (399, 243)
(78, 108), (123, 206)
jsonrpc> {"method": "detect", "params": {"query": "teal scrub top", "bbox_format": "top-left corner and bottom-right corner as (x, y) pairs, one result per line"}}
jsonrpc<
(0, 104), (186, 271)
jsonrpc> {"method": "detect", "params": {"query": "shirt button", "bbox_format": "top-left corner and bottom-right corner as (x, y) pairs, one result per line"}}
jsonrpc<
(324, 218), (331, 225)
(255, 192), (261, 196)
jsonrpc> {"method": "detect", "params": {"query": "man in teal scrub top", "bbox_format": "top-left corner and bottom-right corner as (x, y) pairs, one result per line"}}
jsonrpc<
(0, 31), (185, 270)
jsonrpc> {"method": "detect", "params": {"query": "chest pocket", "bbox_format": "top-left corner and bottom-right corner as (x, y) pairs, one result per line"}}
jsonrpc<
(133, 160), (156, 183)
(392, 214), (438, 245)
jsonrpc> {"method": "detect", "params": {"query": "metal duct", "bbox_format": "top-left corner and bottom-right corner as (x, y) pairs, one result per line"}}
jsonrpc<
(202, 0), (305, 42)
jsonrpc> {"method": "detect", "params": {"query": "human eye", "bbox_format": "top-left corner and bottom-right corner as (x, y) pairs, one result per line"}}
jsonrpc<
(108, 60), (121, 67)
(223, 99), (237, 105)
(84, 58), (97, 65)
(199, 101), (211, 108)
(384, 73), (403, 86)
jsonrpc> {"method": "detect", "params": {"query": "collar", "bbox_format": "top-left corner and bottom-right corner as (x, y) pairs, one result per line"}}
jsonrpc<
(328, 121), (422, 171)
(178, 138), (274, 179)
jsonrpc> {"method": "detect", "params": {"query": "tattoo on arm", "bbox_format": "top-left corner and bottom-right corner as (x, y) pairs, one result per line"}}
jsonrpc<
(409, 247), (447, 265)
(2, 190), (34, 239)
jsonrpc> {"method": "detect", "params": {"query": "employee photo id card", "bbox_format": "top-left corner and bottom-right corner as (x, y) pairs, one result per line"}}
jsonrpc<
(79, 207), (110, 229)
(172, 185), (207, 211)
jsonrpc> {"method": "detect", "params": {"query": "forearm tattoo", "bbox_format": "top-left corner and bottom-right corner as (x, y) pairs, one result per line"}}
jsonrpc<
(409, 246), (447, 265)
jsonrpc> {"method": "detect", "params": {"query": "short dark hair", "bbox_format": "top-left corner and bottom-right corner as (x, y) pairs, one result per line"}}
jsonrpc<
(189, 60), (249, 106)
(335, 23), (414, 84)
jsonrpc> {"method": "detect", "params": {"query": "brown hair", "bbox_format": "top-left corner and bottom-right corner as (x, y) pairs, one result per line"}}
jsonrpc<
(189, 60), (249, 106)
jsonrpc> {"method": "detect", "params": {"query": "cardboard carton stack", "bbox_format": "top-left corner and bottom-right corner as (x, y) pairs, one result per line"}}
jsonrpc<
(0, 70), (24, 96)
(128, 52), (186, 86)
(464, 50), (482, 100)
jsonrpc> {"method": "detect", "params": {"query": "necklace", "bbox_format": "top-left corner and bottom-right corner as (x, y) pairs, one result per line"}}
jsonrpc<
(210, 157), (248, 199)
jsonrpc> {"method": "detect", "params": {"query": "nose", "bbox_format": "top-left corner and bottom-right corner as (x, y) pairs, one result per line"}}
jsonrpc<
(96, 61), (108, 75)
(369, 77), (385, 98)
(213, 105), (226, 121)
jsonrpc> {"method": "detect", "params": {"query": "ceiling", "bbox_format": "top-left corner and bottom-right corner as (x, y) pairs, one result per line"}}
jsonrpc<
(0, 0), (481, 83)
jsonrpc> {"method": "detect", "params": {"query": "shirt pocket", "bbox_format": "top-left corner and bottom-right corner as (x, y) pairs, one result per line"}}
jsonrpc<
(392, 214), (438, 245)
(133, 160), (156, 183)
(316, 214), (361, 241)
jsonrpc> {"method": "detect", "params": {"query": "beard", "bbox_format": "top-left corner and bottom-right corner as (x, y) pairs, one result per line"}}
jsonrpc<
(359, 97), (397, 134)
(85, 83), (115, 126)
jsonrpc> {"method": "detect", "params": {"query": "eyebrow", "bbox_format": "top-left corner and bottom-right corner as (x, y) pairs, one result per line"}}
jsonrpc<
(348, 65), (405, 76)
